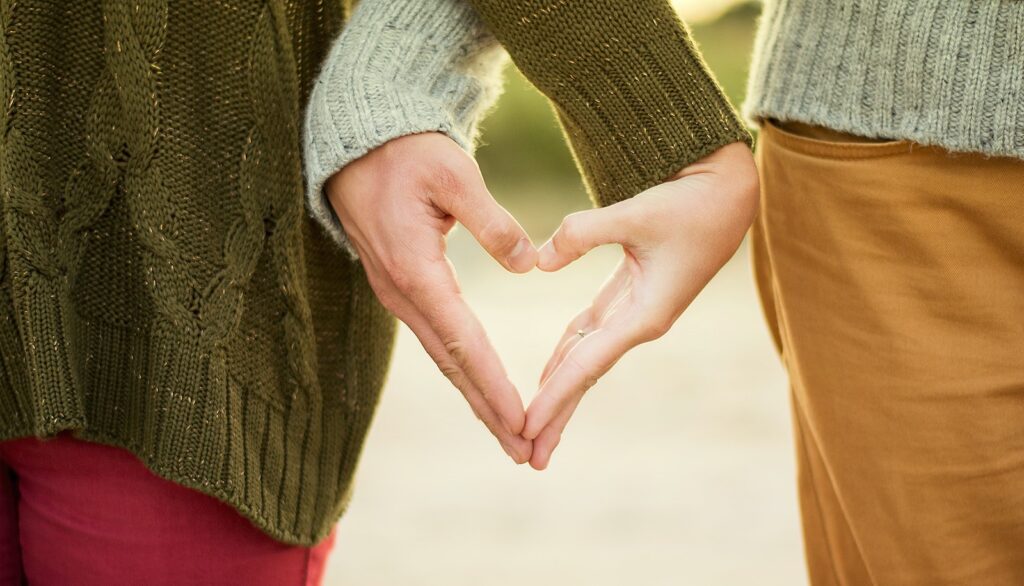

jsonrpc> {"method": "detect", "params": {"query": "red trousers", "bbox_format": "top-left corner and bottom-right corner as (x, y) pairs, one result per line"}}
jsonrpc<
(0, 431), (336, 585)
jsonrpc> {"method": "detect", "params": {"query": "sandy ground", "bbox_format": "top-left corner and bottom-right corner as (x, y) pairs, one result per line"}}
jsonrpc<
(322, 229), (807, 585)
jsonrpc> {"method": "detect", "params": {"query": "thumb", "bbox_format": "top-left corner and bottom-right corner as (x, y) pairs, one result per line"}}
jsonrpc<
(538, 202), (636, 271)
(437, 167), (537, 273)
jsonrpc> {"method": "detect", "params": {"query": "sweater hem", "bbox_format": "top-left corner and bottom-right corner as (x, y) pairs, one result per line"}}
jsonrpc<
(742, 0), (1024, 161)
(0, 306), (374, 548)
(744, 105), (1024, 161)
(592, 128), (754, 207)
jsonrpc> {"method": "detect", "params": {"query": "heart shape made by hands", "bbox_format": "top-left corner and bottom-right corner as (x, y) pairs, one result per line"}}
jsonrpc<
(327, 133), (757, 471)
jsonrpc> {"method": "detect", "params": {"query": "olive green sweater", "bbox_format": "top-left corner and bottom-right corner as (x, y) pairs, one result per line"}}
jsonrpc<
(0, 0), (747, 546)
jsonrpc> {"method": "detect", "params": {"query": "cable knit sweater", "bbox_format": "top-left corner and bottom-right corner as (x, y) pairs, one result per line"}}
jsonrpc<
(745, 0), (1024, 159)
(0, 0), (747, 547)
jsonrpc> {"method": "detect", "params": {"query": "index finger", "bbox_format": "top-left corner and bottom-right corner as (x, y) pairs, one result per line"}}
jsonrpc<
(523, 318), (643, 440)
(401, 259), (526, 436)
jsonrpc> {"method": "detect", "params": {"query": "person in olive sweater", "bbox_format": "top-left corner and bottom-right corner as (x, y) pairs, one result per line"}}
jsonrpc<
(0, 0), (755, 581)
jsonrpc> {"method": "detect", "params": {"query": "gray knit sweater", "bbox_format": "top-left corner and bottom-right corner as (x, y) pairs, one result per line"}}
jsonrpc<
(745, 0), (1024, 159)
(303, 0), (504, 256)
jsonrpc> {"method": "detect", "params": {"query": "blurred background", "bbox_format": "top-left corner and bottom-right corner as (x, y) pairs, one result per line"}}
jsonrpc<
(325, 1), (807, 584)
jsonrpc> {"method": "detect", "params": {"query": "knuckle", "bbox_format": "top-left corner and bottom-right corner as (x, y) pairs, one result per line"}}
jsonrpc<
(478, 215), (520, 254)
(443, 338), (470, 368)
(438, 361), (462, 384)
(617, 200), (647, 231)
(387, 262), (429, 297)
(388, 268), (417, 295)
(637, 318), (672, 342)
(376, 250), (404, 275)
(438, 360), (476, 398)
(423, 157), (476, 202)
(556, 214), (586, 252)
(429, 162), (466, 196)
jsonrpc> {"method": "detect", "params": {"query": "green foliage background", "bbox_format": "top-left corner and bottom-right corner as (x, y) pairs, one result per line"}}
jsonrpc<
(474, 2), (761, 238)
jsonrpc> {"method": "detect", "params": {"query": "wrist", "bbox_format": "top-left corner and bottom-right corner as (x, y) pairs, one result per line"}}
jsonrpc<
(672, 141), (755, 180)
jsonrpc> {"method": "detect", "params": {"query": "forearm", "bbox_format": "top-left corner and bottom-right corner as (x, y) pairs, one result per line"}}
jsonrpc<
(465, 0), (752, 207)
(302, 0), (508, 256)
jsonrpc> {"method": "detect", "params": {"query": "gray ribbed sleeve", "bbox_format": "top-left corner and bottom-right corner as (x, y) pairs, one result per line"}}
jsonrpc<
(744, 0), (1024, 159)
(302, 0), (507, 256)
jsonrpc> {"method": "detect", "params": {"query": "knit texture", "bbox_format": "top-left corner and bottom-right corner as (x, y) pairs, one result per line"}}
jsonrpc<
(745, 0), (1024, 159)
(0, 0), (748, 547)
(0, 0), (396, 547)
(302, 0), (507, 258)
(467, 0), (753, 208)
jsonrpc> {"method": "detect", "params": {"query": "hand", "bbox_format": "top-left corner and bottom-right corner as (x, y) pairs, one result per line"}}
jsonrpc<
(524, 142), (760, 470)
(325, 132), (538, 464)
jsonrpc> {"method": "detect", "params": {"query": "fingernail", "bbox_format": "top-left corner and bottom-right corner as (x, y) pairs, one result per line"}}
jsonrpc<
(506, 237), (534, 273)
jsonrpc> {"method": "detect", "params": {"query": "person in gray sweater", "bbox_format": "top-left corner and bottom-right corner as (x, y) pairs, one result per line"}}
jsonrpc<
(743, 2), (1024, 585)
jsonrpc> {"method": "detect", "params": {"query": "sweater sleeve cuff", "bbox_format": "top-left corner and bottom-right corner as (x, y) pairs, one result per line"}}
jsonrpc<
(302, 0), (507, 258)
(467, 0), (752, 208)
